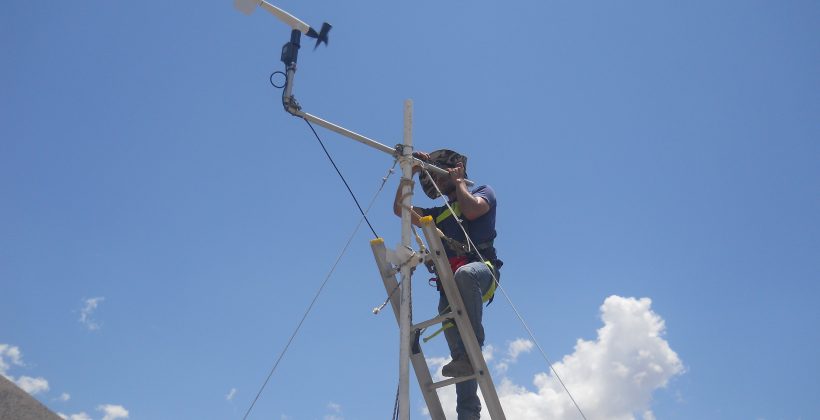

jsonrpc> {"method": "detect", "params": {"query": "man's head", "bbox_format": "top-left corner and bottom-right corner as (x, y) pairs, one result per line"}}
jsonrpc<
(419, 149), (468, 199)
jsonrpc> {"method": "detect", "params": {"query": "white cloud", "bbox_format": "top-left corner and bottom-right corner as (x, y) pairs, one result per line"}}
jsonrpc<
(323, 401), (343, 420)
(58, 412), (92, 420)
(0, 344), (50, 396)
(61, 406), (126, 420)
(80, 297), (105, 331)
(496, 339), (535, 374)
(507, 338), (534, 360)
(482, 345), (495, 362)
(425, 295), (684, 420)
(0, 344), (24, 376)
(3, 344), (129, 420)
(97, 404), (129, 420)
(226, 387), (237, 401)
(16, 375), (50, 395)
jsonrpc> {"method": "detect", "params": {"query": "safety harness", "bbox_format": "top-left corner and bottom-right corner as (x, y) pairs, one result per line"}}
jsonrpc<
(434, 202), (498, 266)
(424, 201), (501, 342)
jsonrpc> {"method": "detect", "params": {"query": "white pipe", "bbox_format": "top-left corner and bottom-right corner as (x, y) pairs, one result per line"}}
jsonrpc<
(295, 111), (474, 186)
(398, 99), (414, 420)
(298, 111), (397, 155)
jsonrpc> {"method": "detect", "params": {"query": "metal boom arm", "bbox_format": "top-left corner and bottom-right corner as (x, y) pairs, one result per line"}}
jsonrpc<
(276, 28), (472, 183)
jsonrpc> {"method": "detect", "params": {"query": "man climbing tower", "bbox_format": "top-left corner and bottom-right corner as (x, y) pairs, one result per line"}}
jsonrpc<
(393, 149), (501, 420)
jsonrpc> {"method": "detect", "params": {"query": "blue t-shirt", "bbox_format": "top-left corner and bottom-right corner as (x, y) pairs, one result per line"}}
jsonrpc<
(419, 185), (498, 259)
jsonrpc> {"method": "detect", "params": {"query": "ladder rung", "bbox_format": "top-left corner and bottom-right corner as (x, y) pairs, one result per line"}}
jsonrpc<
(430, 373), (478, 390)
(412, 314), (452, 332)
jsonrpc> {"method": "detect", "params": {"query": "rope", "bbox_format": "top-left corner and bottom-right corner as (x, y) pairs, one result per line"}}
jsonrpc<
(305, 118), (380, 238)
(242, 160), (397, 420)
(421, 167), (589, 420)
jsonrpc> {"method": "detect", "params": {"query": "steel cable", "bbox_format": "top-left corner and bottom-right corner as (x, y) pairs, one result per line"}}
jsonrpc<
(421, 167), (589, 420)
(242, 160), (397, 419)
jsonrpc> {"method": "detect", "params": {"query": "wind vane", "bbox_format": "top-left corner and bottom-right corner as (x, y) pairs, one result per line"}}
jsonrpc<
(235, 0), (331, 49)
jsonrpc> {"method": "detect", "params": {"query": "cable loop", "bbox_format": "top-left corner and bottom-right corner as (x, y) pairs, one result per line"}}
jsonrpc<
(270, 71), (287, 88)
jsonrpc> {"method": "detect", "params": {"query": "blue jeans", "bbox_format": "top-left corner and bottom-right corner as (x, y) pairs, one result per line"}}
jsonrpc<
(438, 261), (494, 420)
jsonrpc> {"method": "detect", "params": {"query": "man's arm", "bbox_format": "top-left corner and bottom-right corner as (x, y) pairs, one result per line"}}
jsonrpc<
(393, 176), (425, 227)
(450, 163), (490, 221)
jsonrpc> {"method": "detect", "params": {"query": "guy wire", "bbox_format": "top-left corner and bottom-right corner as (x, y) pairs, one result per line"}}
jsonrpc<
(421, 167), (589, 420)
(242, 160), (397, 420)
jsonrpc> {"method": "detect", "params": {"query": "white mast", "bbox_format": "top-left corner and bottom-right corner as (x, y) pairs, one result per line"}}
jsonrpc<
(397, 99), (414, 419)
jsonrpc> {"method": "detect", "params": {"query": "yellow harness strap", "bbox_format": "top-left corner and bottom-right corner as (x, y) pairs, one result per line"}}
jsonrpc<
(424, 202), (498, 342)
(482, 260), (497, 302)
(422, 260), (497, 343)
(435, 202), (461, 224)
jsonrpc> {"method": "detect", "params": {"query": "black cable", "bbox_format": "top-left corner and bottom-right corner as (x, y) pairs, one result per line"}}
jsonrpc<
(392, 382), (400, 420)
(304, 118), (380, 238)
(240, 155), (397, 420)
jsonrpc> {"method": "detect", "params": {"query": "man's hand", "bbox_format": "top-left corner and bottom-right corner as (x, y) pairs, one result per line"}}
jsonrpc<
(447, 162), (466, 185)
(412, 151), (431, 161)
(451, 161), (489, 221)
(412, 151), (430, 174)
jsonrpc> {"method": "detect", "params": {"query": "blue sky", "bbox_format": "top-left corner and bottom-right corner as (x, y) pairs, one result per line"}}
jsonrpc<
(1, 1), (818, 419)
